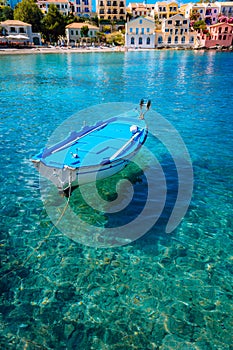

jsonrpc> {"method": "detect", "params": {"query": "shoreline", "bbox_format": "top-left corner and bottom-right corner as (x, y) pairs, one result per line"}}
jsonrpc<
(0, 46), (122, 55)
(0, 46), (232, 55)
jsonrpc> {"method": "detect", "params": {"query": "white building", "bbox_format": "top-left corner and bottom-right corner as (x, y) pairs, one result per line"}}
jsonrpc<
(66, 22), (99, 45)
(37, 0), (72, 15)
(127, 2), (155, 18)
(0, 20), (41, 45)
(125, 16), (155, 49)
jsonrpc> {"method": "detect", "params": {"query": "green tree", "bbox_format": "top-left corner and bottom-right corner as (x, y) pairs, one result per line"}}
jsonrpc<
(91, 15), (99, 27)
(193, 19), (206, 31)
(64, 12), (77, 26)
(42, 4), (65, 42)
(0, 6), (14, 21)
(14, 0), (43, 32)
(81, 25), (89, 37)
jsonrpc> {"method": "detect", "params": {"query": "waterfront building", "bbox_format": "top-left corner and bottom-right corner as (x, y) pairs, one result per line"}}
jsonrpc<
(66, 22), (99, 45)
(219, 2), (233, 18)
(154, 1), (178, 20)
(96, 0), (126, 22)
(0, 19), (41, 45)
(70, 0), (93, 17)
(37, 0), (72, 15)
(182, 2), (219, 25)
(127, 2), (155, 18)
(156, 13), (196, 47)
(125, 16), (155, 48)
(197, 22), (233, 48)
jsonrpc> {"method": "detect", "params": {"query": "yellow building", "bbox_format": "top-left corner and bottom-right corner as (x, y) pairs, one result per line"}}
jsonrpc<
(156, 14), (196, 47)
(154, 1), (178, 20)
(96, 0), (126, 22)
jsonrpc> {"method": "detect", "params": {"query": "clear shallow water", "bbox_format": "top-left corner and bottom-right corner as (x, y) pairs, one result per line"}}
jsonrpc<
(0, 51), (233, 349)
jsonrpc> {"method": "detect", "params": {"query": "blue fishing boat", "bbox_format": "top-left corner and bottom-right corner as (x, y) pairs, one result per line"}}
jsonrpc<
(32, 100), (151, 194)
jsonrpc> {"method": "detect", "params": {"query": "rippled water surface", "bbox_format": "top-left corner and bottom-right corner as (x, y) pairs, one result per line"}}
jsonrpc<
(0, 51), (233, 349)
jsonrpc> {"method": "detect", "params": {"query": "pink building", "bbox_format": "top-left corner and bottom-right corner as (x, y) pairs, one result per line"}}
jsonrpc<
(199, 22), (233, 48)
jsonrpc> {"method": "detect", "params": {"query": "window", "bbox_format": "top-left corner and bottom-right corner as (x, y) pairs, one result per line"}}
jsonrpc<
(139, 37), (142, 45)
(175, 36), (178, 43)
(158, 36), (163, 44)
(136, 28), (139, 34)
(167, 36), (171, 43)
(76, 30), (79, 35)
(130, 28), (133, 33)
(71, 30), (74, 35)
(90, 30), (93, 36)
(214, 9), (217, 13)
(10, 27), (16, 32)
(170, 28), (173, 34)
(200, 9), (203, 13)
(219, 35), (222, 40)
(131, 37), (135, 45)
(107, 1), (111, 5)
(181, 36), (185, 43)
(147, 28), (150, 33)
(141, 28), (144, 34)
(223, 35), (227, 40)
(183, 20), (187, 24)
(180, 29), (183, 34)
(19, 27), (25, 33)
(139, 19), (142, 24)
(168, 20), (172, 25)
(165, 29), (169, 32)
(147, 37), (150, 45)
(84, 0), (88, 4)
(190, 36), (194, 43)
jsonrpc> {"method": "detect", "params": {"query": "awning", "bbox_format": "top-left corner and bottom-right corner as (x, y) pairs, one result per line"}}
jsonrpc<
(6, 34), (30, 40)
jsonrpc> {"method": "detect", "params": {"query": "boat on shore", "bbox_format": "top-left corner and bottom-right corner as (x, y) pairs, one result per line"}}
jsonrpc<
(32, 100), (151, 195)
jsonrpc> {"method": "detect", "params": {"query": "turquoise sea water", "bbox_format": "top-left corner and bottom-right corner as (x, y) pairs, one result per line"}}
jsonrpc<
(0, 50), (233, 349)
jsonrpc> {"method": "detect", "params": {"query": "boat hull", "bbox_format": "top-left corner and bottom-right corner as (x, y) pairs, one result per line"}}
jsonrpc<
(32, 109), (149, 193)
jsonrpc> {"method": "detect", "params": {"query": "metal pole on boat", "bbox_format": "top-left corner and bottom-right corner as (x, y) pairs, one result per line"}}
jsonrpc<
(139, 99), (151, 119)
